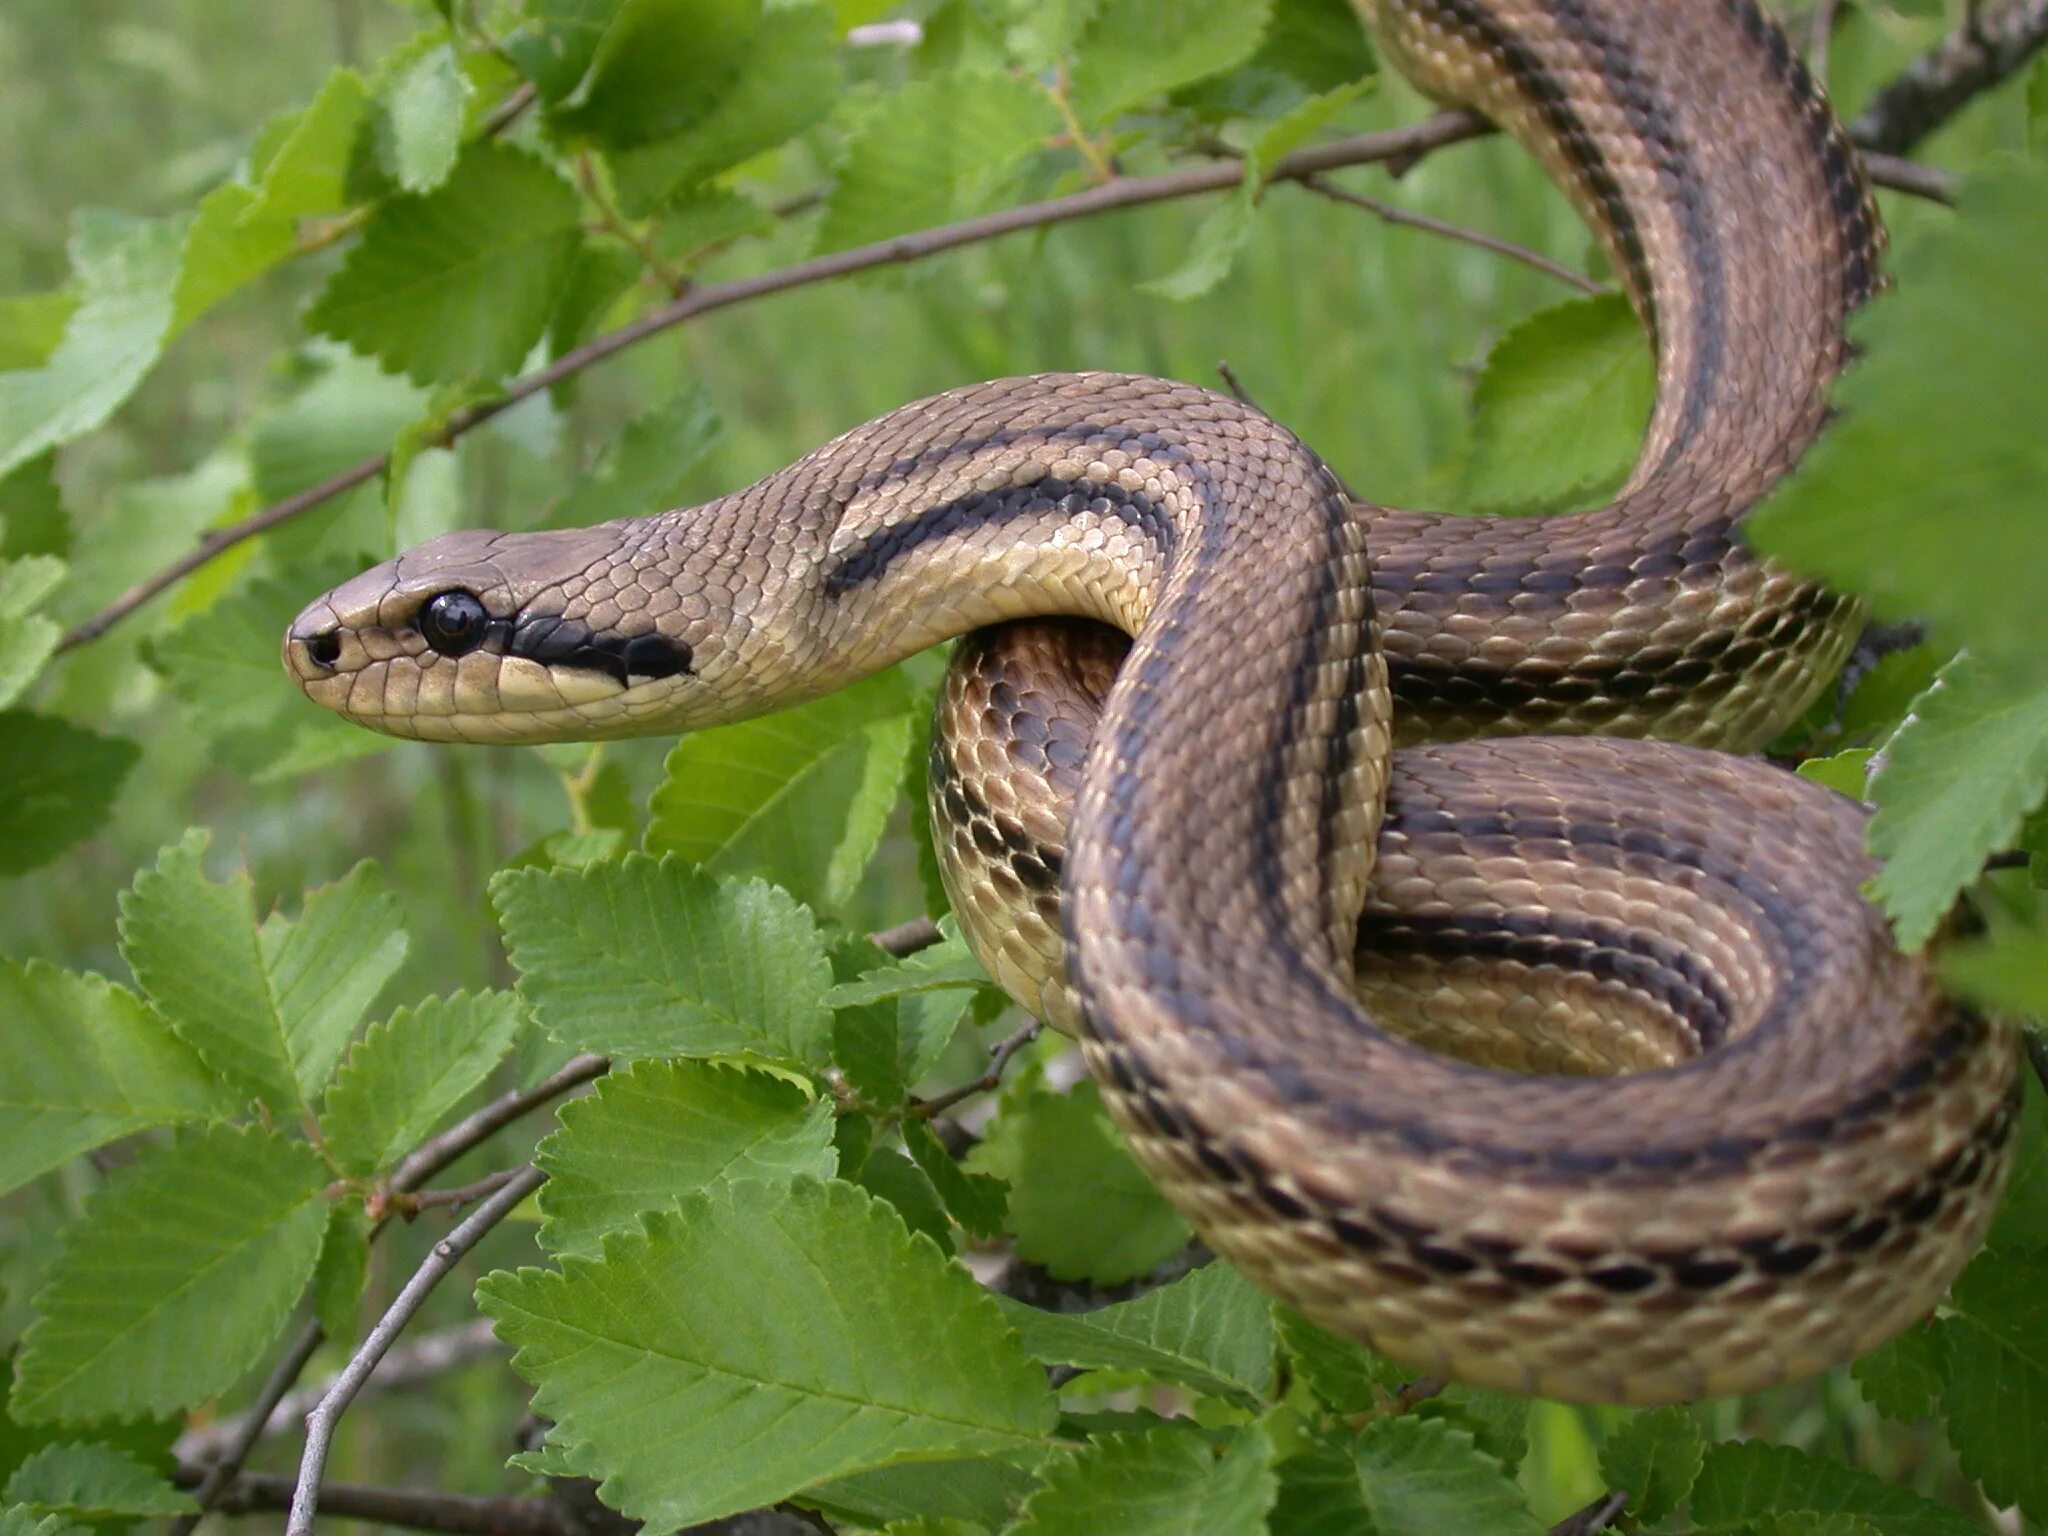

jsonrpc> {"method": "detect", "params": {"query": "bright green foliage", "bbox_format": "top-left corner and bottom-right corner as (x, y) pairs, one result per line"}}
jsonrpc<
(647, 669), (918, 915)
(1271, 1417), (1542, 1536)
(1850, 1323), (1948, 1421)
(1945, 927), (2048, 1016)
(1936, 1247), (2048, 1520)
(533, 1059), (837, 1256)
(1863, 656), (2048, 948)
(1687, 1442), (1980, 1536)
(0, 960), (229, 1197)
(0, 456), (68, 559)
(804, 1456), (1043, 1530)
(0, 557), (63, 710)
(322, 990), (526, 1174)
(548, 388), (721, 529)
(0, 1514), (80, 1536)
(379, 43), (471, 193)
(973, 1081), (1190, 1284)
(1598, 1406), (1703, 1524)
(1010, 1425), (1276, 1536)
(0, 212), (186, 482)
(1990, 1078), (2048, 1250)
(12, 1125), (329, 1423)
(494, 854), (835, 1064)
(118, 832), (407, 1115)
(1069, 0), (1274, 126)
(826, 927), (993, 1008)
(815, 74), (1057, 255)
(900, 1121), (1006, 1238)
(480, 1178), (1056, 1529)
(0, 714), (137, 876)
(312, 1206), (370, 1342)
(309, 143), (583, 385)
(1277, 1307), (1402, 1414)
(2, 1442), (192, 1519)
(1461, 294), (1649, 513)
(999, 1262), (1275, 1405)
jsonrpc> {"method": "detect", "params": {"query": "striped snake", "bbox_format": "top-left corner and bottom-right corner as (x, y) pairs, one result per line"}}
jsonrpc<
(287, 0), (2020, 1403)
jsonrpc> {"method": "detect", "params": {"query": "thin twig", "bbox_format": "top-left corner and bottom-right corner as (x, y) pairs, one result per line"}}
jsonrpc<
(1294, 171), (1603, 294)
(481, 80), (538, 140)
(54, 113), (1488, 652)
(178, 1467), (572, 1536)
(911, 1018), (1043, 1119)
(1808, 0), (1843, 88)
(289, 1165), (547, 1536)
(1549, 1490), (1630, 1536)
(388, 1053), (608, 1193)
(868, 915), (942, 956)
(388, 1165), (528, 1219)
(171, 1321), (326, 1536)
(1851, 0), (2048, 155)
(1862, 151), (1959, 205)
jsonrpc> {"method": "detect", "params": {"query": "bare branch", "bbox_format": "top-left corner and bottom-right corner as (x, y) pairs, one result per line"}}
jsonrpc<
(389, 1053), (608, 1194)
(1549, 1490), (1630, 1536)
(289, 1165), (547, 1536)
(1293, 172), (1604, 294)
(178, 1468), (573, 1536)
(171, 1321), (326, 1536)
(1862, 151), (1959, 205)
(1851, 0), (2048, 155)
(911, 1018), (1043, 1119)
(867, 915), (942, 956)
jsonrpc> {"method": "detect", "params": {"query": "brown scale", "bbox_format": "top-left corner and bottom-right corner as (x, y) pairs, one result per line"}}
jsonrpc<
(285, 0), (2018, 1403)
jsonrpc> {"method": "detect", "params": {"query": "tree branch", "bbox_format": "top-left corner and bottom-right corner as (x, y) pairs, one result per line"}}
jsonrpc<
(1292, 172), (1604, 293)
(1851, 0), (2048, 155)
(178, 1468), (573, 1536)
(289, 1165), (547, 1536)
(389, 1052), (608, 1194)
(1549, 1490), (1629, 1536)
(170, 1321), (327, 1536)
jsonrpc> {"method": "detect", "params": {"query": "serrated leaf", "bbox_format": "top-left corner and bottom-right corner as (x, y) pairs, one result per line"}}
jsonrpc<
(826, 928), (992, 1008)
(0, 960), (231, 1197)
(0, 556), (63, 709)
(998, 1263), (1274, 1404)
(607, 5), (842, 214)
(647, 669), (917, 915)
(1750, 156), (2048, 665)
(902, 1120), (1007, 1239)
(494, 853), (835, 1064)
(545, 0), (761, 148)
(1270, 1417), (1542, 1536)
(380, 43), (471, 192)
(118, 832), (407, 1114)
(1011, 1425), (1275, 1536)
(1865, 655), (2048, 948)
(2, 1443), (192, 1518)
(0, 1514), (83, 1536)
(1988, 1072), (2048, 1249)
(0, 454), (69, 559)
(148, 555), (399, 782)
(312, 1205), (369, 1343)
(534, 1059), (836, 1256)
(1937, 1247), (2048, 1520)
(1688, 1441), (1980, 1536)
(1069, 0), (1272, 124)
(12, 1125), (329, 1423)
(1143, 192), (1257, 303)
(1851, 1321), (1948, 1421)
(973, 1080), (1188, 1284)
(308, 142), (582, 385)
(804, 1456), (1044, 1530)
(1180, 0), (1376, 117)
(0, 713), (138, 877)
(1461, 293), (1648, 514)
(853, 1146), (954, 1251)
(323, 991), (525, 1175)
(1276, 1307), (1402, 1414)
(549, 387), (720, 530)
(815, 73), (1056, 254)
(503, 0), (629, 102)
(1598, 1406), (1703, 1525)
(479, 1177), (1056, 1529)
(0, 211), (185, 482)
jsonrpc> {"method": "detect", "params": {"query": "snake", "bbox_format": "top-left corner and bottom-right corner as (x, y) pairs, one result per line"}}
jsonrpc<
(285, 0), (2020, 1404)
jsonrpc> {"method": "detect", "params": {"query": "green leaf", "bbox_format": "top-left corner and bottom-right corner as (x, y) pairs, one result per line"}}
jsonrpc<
(1142, 192), (1257, 303)
(804, 1456), (1043, 1530)
(1796, 749), (1871, 800)
(548, 387), (720, 530)
(0, 211), (186, 481)
(12, 1125), (330, 1423)
(1850, 1322), (1948, 1421)
(1688, 1441), (1980, 1536)
(902, 1120), (1007, 1240)
(814, 73), (1056, 254)
(646, 669), (917, 915)
(1011, 1425), (1275, 1536)
(308, 142), (582, 385)
(1989, 1072), (2048, 1249)
(0, 454), (70, 559)
(2, 1443), (192, 1519)
(0, 1514), (82, 1536)
(493, 853), (835, 1064)
(118, 832), (408, 1115)
(322, 991), (526, 1174)
(825, 928), (993, 1008)
(1461, 294), (1648, 514)
(2029, 56), (2047, 152)
(534, 1059), (837, 1256)
(1598, 1406), (1703, 1525)
(852, 1147), (954, 1251)
(544, 0), (762, 148)
(1069, 0), (1273, 125)
(0, 556), (64, 709)
(1276, 1307), (1402, 1414)
(1750, 156), (2048, 665)
(1864, 655), (2048, 948)
(1183, 0), (1376, 114)
(0, 960), (230, 1197)
(148, 556), (399, 781)
(0, 293), (75, 374)
(973, 1080), (1189, 1284)
(1937, 1247), (2048, 1520)
(479, 1177), (1056, 1529)
(1945, 923), (2048, 1017)
(249, 355), (424, 503)
(1270, 1417), (1542, 1536)
(604, 5), (844, 214)
(997, 1262), (1274, 1404)
(379, 42), (472, 192)
(0, 713), (138, 877)
(504, 0), (630, 102)
(311, 1205), (369, 1343)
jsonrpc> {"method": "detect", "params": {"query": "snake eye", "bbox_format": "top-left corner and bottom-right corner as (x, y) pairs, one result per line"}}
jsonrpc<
(417, 590), (490, 657)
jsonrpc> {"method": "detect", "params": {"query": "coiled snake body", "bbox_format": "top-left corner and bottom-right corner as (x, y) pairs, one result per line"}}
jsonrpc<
(288, 0), (2020, 1403)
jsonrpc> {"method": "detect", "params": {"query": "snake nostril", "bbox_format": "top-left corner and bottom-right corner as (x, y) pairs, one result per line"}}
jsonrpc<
(305, 630), (342, 669)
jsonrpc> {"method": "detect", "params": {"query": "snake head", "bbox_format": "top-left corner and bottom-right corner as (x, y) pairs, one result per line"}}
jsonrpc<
(283, 523), (737, 743)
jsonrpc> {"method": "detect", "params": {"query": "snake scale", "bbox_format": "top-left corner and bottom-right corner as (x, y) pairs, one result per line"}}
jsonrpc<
(287, 0), (2020, 1403)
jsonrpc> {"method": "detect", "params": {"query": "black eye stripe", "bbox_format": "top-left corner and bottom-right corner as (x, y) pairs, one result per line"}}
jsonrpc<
(507, 614), (692, 684)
